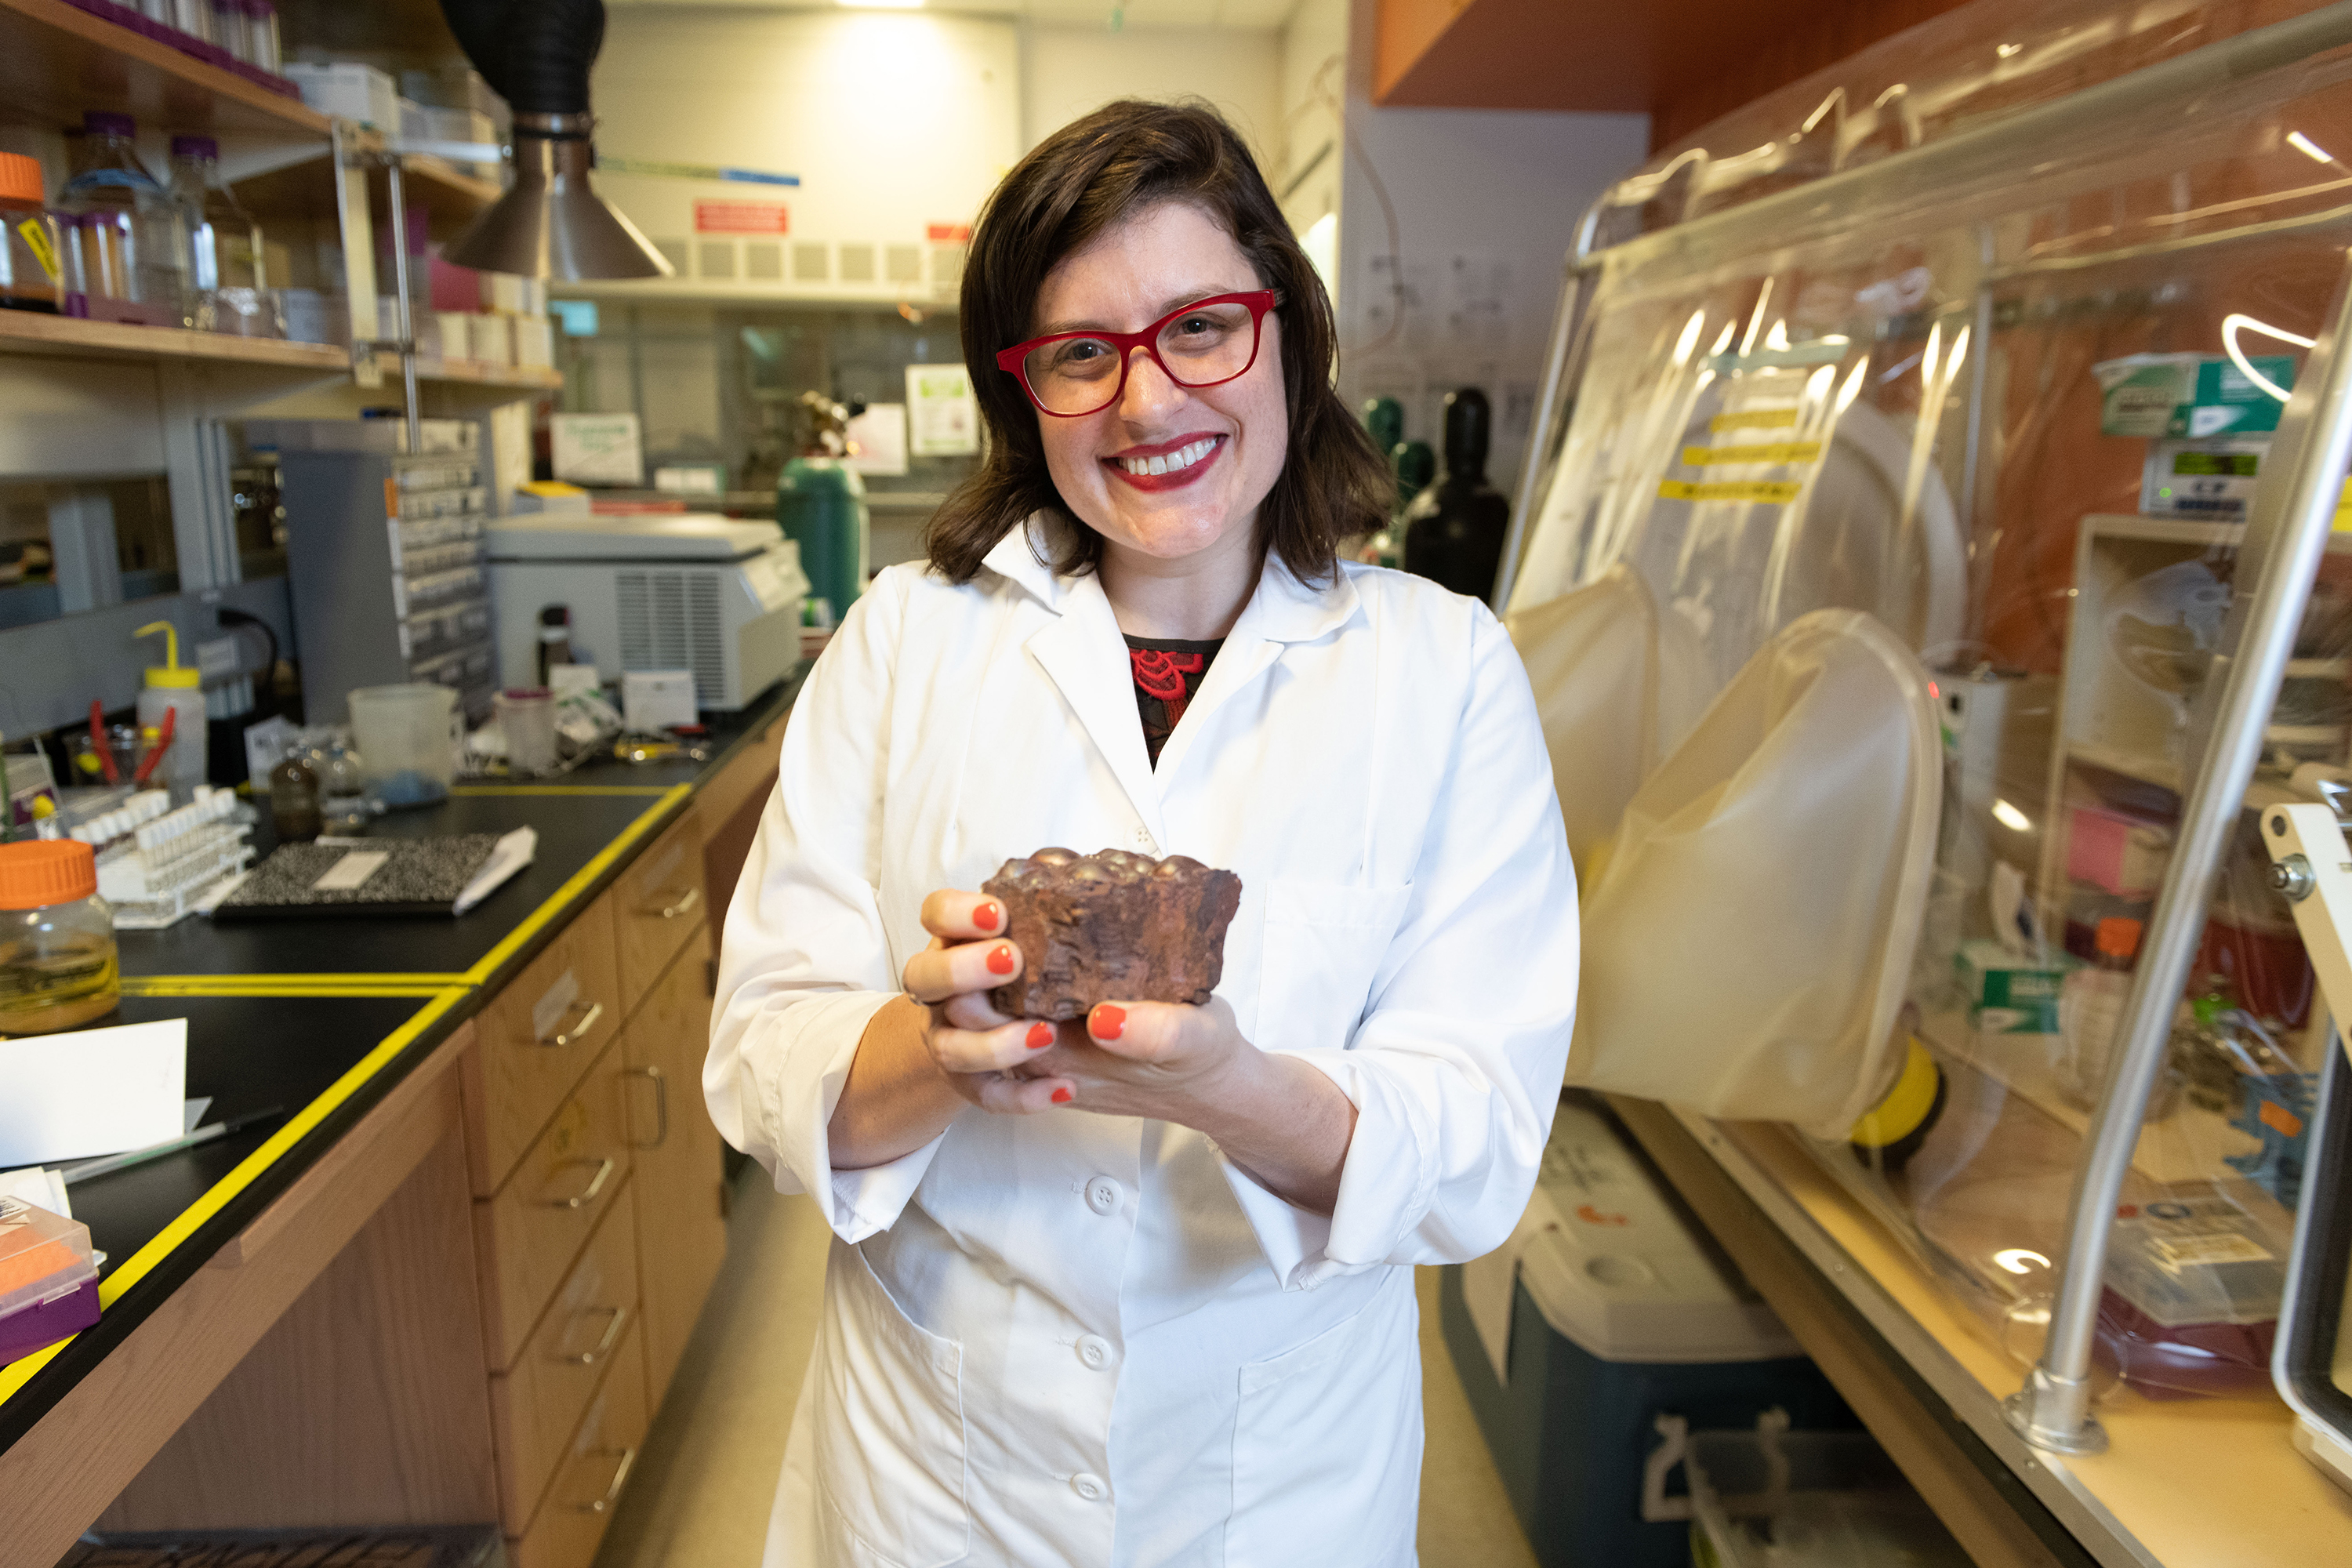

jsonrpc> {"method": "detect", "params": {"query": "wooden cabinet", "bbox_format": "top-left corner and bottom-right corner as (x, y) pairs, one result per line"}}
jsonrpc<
(458, 792), (742, 1568)
(624, 935), (728, 1410)
(463, 895), (623, 1198)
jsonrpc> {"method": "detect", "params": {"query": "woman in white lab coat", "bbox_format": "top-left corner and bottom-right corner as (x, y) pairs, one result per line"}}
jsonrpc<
(707, 100), (1578, 1568)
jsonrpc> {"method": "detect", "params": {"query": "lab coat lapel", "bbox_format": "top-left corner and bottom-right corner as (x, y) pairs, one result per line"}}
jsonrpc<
(1025, 572), (1170, 844)
(1154, 556), (1363, 782)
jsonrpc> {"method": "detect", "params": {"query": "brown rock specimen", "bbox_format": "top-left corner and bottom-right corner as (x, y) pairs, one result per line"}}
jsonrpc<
(982, 848), (1243, 1021)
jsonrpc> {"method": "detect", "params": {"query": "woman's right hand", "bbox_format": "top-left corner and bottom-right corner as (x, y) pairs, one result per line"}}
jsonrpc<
(901, 889), (1073, 1114)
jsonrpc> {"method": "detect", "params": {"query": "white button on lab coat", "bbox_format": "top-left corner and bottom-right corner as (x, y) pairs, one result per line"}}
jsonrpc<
(709, 515), (1578, 1568)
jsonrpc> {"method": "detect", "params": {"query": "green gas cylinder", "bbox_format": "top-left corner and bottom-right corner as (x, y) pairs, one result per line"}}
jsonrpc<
(776, 457), (870, 625)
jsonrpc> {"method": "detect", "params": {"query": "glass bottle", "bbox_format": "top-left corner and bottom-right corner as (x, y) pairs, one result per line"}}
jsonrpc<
(209, 0), (247, 60)
(537, 605), (578, 685)
(167, 136), (280, 338)
(61, 112), (189, 328)
(247, 0), (281, 72)
(1402, 388), (1511, 599)
(0, 151), (60, 314)
(0, 839), (119, 1035)
(269, 744), (321, 843)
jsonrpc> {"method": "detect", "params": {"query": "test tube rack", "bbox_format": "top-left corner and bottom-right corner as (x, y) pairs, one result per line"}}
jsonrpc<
(93, 786), (256, 929)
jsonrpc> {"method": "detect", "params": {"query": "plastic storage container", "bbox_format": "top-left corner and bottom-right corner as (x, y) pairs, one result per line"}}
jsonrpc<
(1440, 1094), (1855, 1568)
(0, 839), (118, 1033)
(0, 151), (60, 314)
(132, 620), (207, 807)
(1685, 1424), (1969, 1568)
(0, 1196), (98, 1336)
(347, 683), (459, 808)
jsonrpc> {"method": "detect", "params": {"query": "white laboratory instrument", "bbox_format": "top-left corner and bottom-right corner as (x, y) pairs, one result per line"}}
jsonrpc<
(485, 513), (808, 712)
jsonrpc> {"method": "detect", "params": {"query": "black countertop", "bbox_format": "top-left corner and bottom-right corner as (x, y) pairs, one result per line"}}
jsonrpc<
(0, 668), (804, 1452)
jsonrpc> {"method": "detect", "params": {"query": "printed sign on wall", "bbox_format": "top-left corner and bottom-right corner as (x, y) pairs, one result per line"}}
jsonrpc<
(695, 201), (790, 234)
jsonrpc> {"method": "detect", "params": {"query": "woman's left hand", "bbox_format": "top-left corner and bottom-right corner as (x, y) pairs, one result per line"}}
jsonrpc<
(1025, 997), (1358, 1214)
(1021, 998), (1252, 1123)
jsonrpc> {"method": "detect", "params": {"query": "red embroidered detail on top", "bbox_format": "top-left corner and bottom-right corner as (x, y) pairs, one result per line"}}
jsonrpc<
(1128, 647), (1207, 728)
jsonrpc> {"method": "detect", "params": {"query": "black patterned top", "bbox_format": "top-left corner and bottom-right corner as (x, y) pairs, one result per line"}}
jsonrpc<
(1124, 634), (1223, 767)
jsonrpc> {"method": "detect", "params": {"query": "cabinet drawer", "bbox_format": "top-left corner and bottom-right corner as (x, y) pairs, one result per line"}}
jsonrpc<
(466, 896), (621, 1196)
(507, 1316), (649, 1568)
(476, 1038), (633, 1370)
(492, 1183), (640, 1534)
(612, 810), (706, 1010)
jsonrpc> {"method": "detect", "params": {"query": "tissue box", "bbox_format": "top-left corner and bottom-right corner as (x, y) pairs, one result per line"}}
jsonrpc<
(2067, 805), (2172, 898)
(285, 62), (401, 130)
(1956, 940), (2067, 1034)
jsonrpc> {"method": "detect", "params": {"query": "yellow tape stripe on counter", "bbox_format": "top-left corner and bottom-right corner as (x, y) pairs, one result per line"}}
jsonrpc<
(1658, 479), (1806, 505)
(124, 975), (471, 996)
(463, 784), (693, 985)
(0, 988), (472, 1406)
(452, 786), (679, 797)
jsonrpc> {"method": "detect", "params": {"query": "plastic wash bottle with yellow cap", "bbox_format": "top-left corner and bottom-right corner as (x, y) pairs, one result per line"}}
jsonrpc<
(134, 619), (207, 806)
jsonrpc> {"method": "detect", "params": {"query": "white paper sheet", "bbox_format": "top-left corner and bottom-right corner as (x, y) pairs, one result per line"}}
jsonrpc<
(0, 1164), (70, 1218)
(906, 365), (979, 456)
(0, 1018), (187, 1167)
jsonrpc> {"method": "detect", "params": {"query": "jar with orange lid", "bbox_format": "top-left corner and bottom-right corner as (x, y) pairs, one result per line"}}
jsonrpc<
(0, 840), (118, 1035)
(0, 151), (62, 315)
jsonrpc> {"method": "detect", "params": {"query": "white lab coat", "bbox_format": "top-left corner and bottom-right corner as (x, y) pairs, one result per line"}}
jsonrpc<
(708, 514), (1578, 1568)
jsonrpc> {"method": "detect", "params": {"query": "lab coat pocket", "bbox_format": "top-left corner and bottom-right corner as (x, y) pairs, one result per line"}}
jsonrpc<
(1258, 880), (1414, 1054)
(1225, 1269), (1421, 1567)
(812, 1238), (971, 1567)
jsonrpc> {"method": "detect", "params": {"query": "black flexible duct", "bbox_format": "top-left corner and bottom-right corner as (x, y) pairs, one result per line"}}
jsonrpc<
(437, 0), (607, 118)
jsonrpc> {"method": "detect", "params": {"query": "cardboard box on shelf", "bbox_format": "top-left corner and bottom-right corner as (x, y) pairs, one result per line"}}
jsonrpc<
(465, 312), (516, 366)
(514, 316), (554, 368)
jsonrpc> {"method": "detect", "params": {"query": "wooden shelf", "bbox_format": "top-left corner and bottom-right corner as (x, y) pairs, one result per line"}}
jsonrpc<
(412, 358), (559, 390)
(0, 310), (350, 372)
(231, 142), (503, 229)
(0, 0), (328, 140)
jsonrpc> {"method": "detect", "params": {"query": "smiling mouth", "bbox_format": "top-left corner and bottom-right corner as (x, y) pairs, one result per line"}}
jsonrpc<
(1110, 435), (1224, 478)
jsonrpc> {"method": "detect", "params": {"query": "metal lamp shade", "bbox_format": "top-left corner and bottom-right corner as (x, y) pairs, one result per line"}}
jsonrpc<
(445, 132), (672, 281)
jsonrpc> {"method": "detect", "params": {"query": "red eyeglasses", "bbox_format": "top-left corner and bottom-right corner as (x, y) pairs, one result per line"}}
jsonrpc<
(996, 289), (1279, 417)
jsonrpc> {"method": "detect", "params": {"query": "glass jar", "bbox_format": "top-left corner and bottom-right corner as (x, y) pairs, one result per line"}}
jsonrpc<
(0, 840), (119, 1035)
(270, 744), (321, 843)
(0, 152), (60, 314)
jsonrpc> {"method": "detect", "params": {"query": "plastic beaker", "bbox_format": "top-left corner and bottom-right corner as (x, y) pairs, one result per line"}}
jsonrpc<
(347, 683), (458, 809)
(495, 687), (557, 775)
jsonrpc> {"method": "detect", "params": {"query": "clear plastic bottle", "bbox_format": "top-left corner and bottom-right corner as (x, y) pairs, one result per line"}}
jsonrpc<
(167, 136), (280, 338)
(61, 112), (188, 328)
(0, 839), (119, 1035)
(133, 620), (209, 806)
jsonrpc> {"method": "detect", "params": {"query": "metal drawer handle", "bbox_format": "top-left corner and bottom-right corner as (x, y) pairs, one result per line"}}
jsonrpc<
(543, 1156), (615, 1210)
(554, 1303), (630, 1367)
(538, 1000), (604, 1049)
(572, 1446), (637, 1514)
(626, 1064), (670, 1149)
(652, 886), (700, 920)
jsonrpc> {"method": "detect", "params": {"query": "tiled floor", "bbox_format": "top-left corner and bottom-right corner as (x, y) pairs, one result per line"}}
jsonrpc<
(593, 1168), (1539, 1568)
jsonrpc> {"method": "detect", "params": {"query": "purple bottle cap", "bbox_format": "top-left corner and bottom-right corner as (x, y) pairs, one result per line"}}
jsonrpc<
(249, 0), (274, 13)
(81, 111), (136, 138)
(172, 134), (220, 159)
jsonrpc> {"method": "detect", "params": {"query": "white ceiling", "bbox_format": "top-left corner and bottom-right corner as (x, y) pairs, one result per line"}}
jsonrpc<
(608, 0), (1300, 31)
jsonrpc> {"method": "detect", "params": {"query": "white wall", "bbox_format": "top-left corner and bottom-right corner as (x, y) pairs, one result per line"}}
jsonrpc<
(588, 9), (1023, 302)
(1022, 24), (1282, 162)
(1329, 0), (1646, 489)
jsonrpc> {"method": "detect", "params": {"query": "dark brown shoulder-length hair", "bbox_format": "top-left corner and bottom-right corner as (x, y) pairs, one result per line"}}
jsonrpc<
(924, 98), (1391, 586)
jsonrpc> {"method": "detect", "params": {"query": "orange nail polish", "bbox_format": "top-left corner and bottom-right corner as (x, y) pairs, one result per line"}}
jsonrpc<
(974, 901), (1000, 931)
(987, 944), (1015, 975)
(1051, 1087), (1074, 1103)
(1091, 1004), (1124, 1040)
(1026, 1023), (1054, 1049)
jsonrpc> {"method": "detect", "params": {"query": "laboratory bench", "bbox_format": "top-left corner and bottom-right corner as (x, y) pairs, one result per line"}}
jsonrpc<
(0, 667), (806, 1568)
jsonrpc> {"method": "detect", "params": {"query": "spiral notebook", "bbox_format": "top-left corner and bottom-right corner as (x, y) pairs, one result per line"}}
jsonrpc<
(212, 829), (535, 920)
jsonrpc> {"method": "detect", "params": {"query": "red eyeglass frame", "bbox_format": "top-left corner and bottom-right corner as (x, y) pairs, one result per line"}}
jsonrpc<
(994, 289), (1281, 418)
